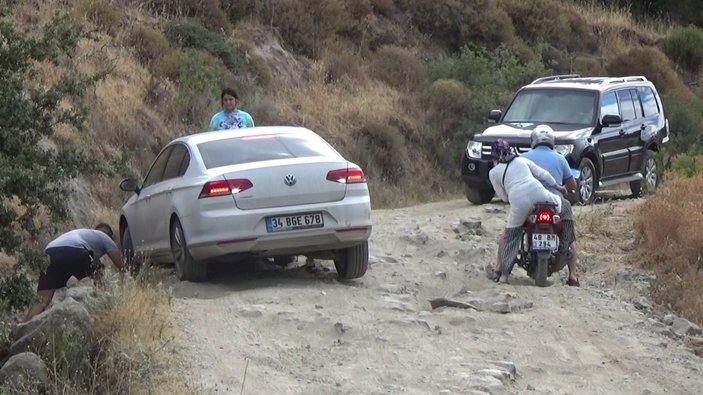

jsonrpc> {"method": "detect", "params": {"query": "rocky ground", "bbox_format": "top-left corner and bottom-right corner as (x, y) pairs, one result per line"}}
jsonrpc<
(163, 196), (703, 395)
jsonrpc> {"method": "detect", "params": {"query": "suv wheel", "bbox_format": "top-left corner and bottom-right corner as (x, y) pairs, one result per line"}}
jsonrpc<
(577, 158), (597, 205)
(630, 149), (658, 197)
(464, 186), (495, 205)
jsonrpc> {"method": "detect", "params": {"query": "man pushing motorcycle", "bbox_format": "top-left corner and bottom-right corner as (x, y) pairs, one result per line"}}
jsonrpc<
(522, 125), (580, 286)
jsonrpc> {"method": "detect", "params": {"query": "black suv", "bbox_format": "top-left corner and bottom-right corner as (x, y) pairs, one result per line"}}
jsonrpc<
(460, 74), (670, 204)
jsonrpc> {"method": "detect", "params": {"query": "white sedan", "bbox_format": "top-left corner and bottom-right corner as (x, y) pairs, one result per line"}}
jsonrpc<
(118, 126), (372, 281)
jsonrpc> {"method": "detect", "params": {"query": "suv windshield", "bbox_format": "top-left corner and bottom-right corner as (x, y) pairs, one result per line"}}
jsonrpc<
(503, 89), (597, 126)
(197, 133), (340, 169)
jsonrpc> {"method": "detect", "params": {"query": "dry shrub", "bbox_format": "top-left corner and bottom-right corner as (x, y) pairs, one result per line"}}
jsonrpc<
(633, 171), (703, 326)
(87, 278), (197, 394)
(499, 0), (572, 49)
(571, 55), (604, 76)
(370, 45), (427, 91)
(425, 79), (470, 137)
(402, 0), (516, 50)
(606, 46), (681, 94)
(76, 0), (123, 35)
(322, 48), (365, 84)
(135, 0), (231, 31)
(153, 49), (186, 81)
(352, 119), (407, 182)
(369, 0), (395, 15)
(128, 24), (171, 67)
(273, 0), (351, 58)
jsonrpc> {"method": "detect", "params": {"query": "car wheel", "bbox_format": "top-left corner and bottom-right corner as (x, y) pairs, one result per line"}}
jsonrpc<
(170, 218), (207, 282)
(334, 241), (368, 280)
(630, 149), (658, 197)
(577, 158), (597, 205)
(464, 185), (495, 205)
(121, 225), (140, 274)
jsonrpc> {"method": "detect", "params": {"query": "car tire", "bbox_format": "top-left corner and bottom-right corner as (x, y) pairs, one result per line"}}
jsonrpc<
(334, 241), (368, 280)
(170, 219), (207, 282)
(630, 149), (658, 197)
(577, 158), (597, 205)
(121, 225), (140, 275)
(464, 185), (495, 205)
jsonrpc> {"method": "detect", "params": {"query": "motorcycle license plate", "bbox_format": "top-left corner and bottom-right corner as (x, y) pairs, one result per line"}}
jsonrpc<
(532, 233), (557, 251)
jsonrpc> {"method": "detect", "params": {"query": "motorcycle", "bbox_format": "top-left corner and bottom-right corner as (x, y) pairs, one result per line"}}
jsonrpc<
(514, 202), (572, 286)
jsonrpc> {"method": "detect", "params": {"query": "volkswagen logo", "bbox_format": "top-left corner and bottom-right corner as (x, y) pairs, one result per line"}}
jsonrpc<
(284, 174), (296, 186)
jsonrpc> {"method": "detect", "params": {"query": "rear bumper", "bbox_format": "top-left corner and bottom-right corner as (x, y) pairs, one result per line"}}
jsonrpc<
(460, 153), (494, 190)
(184, 196), (372, 261)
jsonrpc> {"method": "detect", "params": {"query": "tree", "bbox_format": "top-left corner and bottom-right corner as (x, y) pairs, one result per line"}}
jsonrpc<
(0, 2), (104, 311)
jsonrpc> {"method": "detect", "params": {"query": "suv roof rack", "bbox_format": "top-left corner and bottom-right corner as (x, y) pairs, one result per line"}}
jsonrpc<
(602, 76), (649, 85)
(531, 74), (581, 84)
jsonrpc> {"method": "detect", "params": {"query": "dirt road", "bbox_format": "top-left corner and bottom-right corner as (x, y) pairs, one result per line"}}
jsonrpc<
(169, 198), (703, 395)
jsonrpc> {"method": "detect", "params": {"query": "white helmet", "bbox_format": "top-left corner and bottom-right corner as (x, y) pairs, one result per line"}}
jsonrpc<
(531, 124), (555, 149)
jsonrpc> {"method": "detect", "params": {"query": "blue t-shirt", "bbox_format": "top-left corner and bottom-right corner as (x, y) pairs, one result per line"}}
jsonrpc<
(522, 146), (573, 195)
(208, 109), (255, 131)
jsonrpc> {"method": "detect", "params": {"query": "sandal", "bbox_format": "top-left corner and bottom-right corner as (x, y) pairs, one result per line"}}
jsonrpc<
(566, 278), (580, 287)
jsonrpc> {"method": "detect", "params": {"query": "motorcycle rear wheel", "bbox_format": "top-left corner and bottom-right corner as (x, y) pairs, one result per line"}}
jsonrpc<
(534, 254), (549, 287)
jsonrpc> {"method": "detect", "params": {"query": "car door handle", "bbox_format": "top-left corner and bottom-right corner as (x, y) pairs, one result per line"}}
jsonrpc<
(640, 124), (647, 131)
(619, 129), (626, 135)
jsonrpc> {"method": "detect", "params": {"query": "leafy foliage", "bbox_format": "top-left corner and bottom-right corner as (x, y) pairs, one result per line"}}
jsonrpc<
(664, 25), (703, 71)
(0, 7), (104, 311)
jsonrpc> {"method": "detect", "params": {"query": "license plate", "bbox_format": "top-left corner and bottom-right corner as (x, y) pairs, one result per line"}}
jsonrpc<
(266, 212), (324, 233)
(531, 233), (557, 251)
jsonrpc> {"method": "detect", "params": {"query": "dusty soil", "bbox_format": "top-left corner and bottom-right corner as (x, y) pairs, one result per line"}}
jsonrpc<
(167, 197), (703, 395)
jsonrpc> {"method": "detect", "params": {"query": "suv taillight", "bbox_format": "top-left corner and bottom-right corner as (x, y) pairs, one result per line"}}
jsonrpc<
(326, 167), (366, 184)
(199, 179), (253, 198)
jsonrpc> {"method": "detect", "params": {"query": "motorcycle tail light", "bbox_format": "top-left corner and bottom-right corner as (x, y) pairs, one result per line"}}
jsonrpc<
(536, 210), (553, 224)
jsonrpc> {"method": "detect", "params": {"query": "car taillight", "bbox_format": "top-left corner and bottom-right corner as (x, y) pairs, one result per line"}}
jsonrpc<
(326, 167), (366, 184)
(198, 178), (253, 198)
(536, 210), (553, 223)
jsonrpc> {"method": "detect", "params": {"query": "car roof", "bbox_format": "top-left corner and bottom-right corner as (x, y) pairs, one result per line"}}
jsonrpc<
(174, 126), (318, 145)
(523, 75), (655, 92)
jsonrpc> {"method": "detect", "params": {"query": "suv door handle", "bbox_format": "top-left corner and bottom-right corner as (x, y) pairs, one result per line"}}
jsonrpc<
(619, 129), (626, 135)
(640, 124), (646, 131)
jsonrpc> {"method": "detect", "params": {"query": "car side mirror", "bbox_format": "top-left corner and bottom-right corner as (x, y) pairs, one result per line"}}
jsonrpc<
(119, 178), (141, 195)
(601, 114), (622, 126)
(488, 109), (502, 123)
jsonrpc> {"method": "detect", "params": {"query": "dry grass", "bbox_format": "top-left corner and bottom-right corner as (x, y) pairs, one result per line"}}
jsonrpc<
(633, 171), (703, 326)
(77, 276), (198, 394)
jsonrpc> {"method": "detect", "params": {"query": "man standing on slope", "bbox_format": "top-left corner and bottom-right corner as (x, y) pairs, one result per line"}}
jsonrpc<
(208, 87), (255, 131)
(522, 124), (580, 286)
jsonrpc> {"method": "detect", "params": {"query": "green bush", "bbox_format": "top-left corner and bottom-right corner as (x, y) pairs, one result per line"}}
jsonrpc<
(0, 8), (105, 313)
(426, 79), (470, 135)
(670, 153), (703, 178)
(664, 25), (703, 71)
(128, 25), (171, 66)
(175, 50), (224, 128)
(660, 93), (703, 157)
(164, 19), (270, 86)
(370, 45), (427, 91)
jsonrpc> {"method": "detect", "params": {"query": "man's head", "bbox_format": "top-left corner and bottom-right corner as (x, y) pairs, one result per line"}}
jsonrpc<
(491, 139), (517, 163)
(531, 124), (555, 149)
(95, 223), (114, 240)
(220, 87), (239, 112)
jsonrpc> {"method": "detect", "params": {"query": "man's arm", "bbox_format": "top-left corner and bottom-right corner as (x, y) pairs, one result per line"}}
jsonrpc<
(489, 168), (509, 202)
(107, 250), (125, 272)
(560, 157), (578, 193)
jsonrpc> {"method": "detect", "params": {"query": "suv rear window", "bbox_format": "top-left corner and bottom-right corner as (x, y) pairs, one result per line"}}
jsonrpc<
(638, 86), (660, 116)
(197, 133), (340, 169)
(503, 89), (597, 125)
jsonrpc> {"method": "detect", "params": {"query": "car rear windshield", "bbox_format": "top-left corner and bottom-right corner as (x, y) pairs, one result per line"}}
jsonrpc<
(197, 133), (340, 169)
(503, 89), (598, 126)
